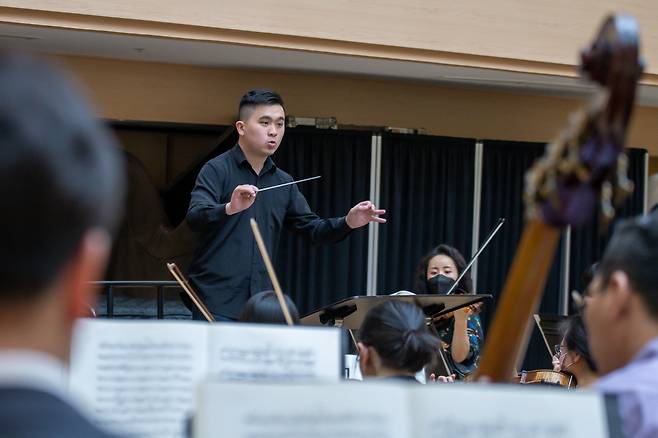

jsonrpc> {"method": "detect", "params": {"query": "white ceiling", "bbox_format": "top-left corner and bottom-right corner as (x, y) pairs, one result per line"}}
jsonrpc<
(1, 22), (658, 107)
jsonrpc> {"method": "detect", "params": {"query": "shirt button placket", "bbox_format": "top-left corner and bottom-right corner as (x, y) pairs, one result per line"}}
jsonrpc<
(250, 171), (260, 295)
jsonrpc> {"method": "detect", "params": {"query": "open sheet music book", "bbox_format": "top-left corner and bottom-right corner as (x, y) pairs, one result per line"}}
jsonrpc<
(195, 381), (612, 438)
(69, 320), (342, 438)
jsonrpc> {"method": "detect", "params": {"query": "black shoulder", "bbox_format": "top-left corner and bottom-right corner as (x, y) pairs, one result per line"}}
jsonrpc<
(274, 168), (295, 184)
(205, 149), (233, 170)
(0, 387), (120, 438)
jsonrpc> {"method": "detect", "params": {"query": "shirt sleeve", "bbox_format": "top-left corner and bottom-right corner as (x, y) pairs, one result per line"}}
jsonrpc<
(186, 163), (229, 232)
(453, 314), (484, 375)
(284, 184), (353, 244)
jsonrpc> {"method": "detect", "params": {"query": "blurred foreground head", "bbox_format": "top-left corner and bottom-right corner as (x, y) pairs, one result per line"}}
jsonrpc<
(0, 50), (125, 362)
(585, 212), (658, 375)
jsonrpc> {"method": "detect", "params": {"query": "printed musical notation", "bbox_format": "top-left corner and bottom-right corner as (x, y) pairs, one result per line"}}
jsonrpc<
(69, 320), (343, 438)
(70, 322), (208, 438)
(239, 411), (392, 437)
(92, 339), (197, 438)
(207, 323), (341, 382)
(425, 416), (567, 438)
(195, 383), (406, 438)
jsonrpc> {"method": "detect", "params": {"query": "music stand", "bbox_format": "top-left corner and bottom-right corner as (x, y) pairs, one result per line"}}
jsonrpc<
(301, 294), (491, 329)
(167, 262), (215, 322)
(303, 293), (491, 379)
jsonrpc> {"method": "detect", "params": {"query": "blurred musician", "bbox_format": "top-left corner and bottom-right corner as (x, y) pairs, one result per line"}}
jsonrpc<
(552, 315), (599, 388)
(585, 212), (658, 438)
(0, 51), (125, 437)
(357, 301), (438, 382)
(238, 290), (300, 324)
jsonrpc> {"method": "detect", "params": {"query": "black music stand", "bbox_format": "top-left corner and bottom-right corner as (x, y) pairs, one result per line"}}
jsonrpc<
(303, 293), (491, 379)
(301, 294), (491, 329)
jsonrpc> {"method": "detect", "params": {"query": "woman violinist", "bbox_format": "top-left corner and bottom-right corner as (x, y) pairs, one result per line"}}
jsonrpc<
(552, 314), (599, 388)
(414, 244), (483, 380)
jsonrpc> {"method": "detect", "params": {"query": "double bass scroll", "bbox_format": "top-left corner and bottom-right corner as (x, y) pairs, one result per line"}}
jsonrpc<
(476, 14), (642, 382)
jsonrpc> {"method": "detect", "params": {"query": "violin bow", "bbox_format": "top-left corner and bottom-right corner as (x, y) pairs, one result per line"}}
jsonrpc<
(249, 218), (295, 326)
(167, 262), (216, 322)
(446, 217), (505, 295)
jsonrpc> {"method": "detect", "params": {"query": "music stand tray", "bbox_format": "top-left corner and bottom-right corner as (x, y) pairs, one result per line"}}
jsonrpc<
(301, 294), (491, 330)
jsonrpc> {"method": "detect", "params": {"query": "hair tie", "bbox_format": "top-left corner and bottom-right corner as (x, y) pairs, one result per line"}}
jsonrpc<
(403, 328), (417, 343)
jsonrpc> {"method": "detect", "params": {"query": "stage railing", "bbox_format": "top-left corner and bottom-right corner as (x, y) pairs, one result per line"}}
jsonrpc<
(91, 281), (182, 319)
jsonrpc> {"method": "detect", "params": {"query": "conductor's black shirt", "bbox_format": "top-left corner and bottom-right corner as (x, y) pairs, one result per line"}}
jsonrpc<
(186, 144), (352, 319)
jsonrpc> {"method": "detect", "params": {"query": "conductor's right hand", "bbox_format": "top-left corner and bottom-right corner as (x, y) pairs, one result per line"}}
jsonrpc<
(225, 184), (258, 215)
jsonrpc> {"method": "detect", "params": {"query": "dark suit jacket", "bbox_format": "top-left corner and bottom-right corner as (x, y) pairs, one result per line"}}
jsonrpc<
(0, 386), (119, 438)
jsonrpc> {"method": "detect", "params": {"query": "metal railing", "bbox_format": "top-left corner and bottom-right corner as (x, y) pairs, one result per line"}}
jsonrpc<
(91, 281), (182, 319)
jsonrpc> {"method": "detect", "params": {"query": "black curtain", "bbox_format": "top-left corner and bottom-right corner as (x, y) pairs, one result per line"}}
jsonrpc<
(161, 128), (236, 226)
(568, 148), (648, 300)
(377, 133), (475, 293)
(478, 140), (564, 371)
(110, 121), (234, 227)
(274, 128), (372, 316)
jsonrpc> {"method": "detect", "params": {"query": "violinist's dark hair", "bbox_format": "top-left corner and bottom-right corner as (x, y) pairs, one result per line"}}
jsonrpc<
(238, 89), (285, 120)
(597, 212), (658, 318)
(0, 50), (125, 299)
(413, 244), (473, 294)
(561, 314), (598, 372)
(359, 301), (438, 374)
(239, 290), (300, 325)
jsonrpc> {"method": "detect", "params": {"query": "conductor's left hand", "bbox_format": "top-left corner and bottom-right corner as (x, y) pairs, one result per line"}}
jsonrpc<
(345, 201), (386, 229)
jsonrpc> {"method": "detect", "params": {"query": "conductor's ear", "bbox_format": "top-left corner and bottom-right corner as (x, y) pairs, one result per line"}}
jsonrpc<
(235, 120), (246, 135)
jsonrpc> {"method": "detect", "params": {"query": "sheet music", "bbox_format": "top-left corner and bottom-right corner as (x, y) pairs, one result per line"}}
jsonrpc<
(344, 354), (362, 380)
(194, 382), (409, 438)
(206, 323), (341, 382)
(195, 381), (610, 438)
(344, 354), (426, 383)
(70, 320), (209, 438)
(410, 384), (609, 438)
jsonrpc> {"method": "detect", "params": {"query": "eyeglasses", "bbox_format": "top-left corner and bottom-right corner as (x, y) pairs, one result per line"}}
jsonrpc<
(553, 344), (567, 358)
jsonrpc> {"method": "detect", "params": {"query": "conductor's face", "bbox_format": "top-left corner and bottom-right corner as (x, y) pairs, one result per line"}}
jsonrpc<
(237, 104), (286, 158)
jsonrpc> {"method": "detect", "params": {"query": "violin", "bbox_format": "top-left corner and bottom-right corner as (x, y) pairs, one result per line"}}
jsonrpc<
(513, 369), (575, 388)
(431, 301), (482, 326)
(475, 15), (642, 383)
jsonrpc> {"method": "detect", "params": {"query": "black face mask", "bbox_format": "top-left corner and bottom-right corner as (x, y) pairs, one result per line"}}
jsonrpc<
(427, 274), (457, 294)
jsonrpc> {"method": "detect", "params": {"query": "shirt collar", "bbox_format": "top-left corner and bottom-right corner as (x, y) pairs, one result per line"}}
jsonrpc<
(632, 336), (658, 362)
(0, 350), (68, 396)
(231, 144), (277, 175)
(595, 335), (658, 391)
